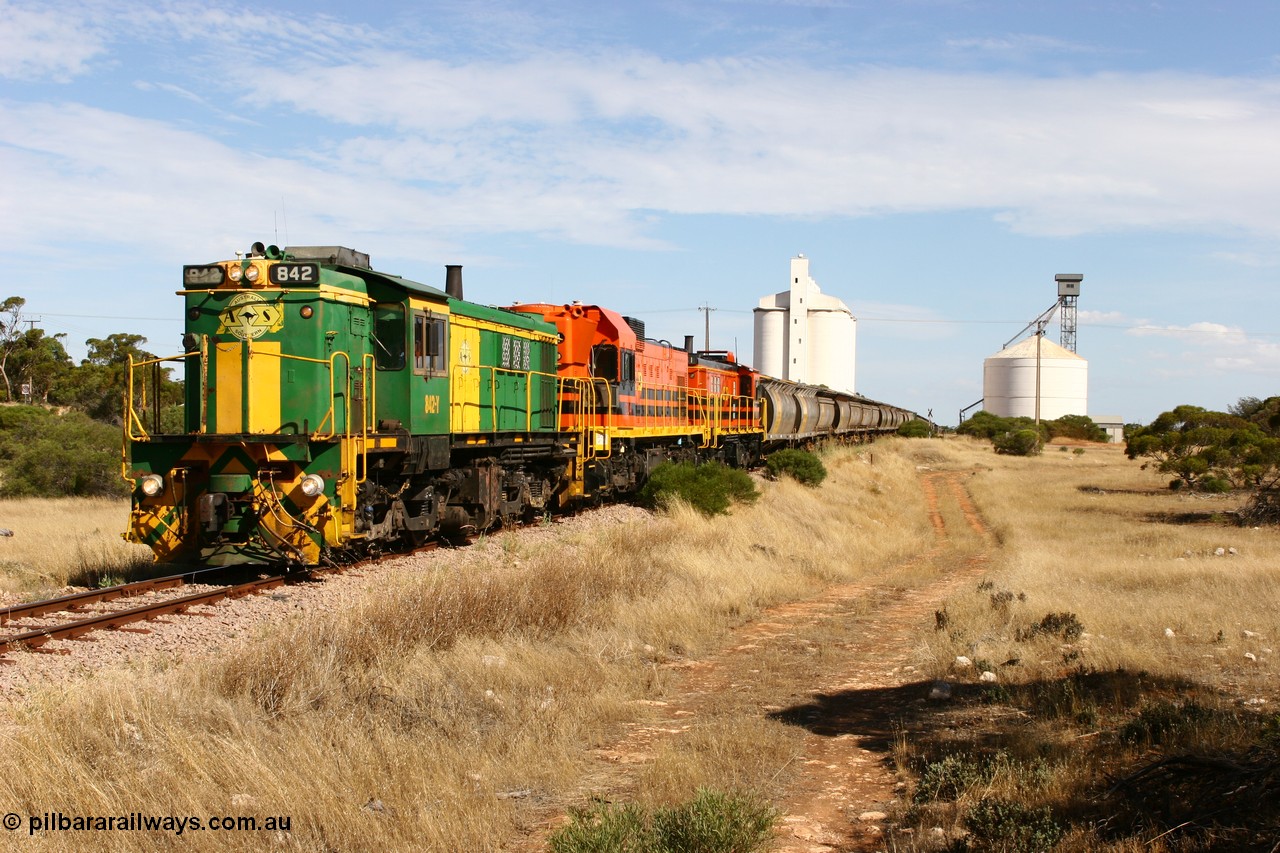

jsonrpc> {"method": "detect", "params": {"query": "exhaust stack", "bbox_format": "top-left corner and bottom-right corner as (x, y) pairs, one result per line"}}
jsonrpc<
(445, 265), (463, 300)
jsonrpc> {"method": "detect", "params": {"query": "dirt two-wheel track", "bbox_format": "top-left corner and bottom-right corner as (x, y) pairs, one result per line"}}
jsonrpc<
(766, 470), (993, 852)
(528, 469), (994, 852)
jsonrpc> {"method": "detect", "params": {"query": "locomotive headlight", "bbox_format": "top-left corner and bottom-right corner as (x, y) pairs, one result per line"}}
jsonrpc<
(299, 474), (325, 498)
(228, 266), (243, 283)
(244, 264), (261, 283)
(139, 474), (165, 497)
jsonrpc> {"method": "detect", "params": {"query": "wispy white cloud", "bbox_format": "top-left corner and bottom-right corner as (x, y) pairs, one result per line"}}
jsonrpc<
(0, 0), (107, 81)
(1128, 322), (1280, 374)
(4, 2), (1280, 260)
(230, 54), (1280, 238)
(944, 34), (1098, 57)
(1078, 309), (1130, 325)
(1128, 321), (1247, 343)
(1210, 250), (1280, 268)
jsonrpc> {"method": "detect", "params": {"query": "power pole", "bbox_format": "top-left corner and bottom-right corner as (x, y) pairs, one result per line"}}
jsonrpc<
(699, 303), (716, 351)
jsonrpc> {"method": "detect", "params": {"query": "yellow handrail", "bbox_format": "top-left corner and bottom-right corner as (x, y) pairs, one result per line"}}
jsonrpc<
(125, 345), (357, 441)
(450, 363), (561, 434)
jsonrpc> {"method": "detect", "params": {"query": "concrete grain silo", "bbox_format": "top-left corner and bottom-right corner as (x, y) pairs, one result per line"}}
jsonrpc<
(982, 336), (1088, 420)
(753, 256), (857, 394)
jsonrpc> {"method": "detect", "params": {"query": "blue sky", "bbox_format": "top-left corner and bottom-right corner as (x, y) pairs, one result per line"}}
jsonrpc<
(3, 0), (1279, 425)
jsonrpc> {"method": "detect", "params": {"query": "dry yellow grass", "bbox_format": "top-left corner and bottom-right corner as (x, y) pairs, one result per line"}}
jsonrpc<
(7, 437), (1271, 851)
(889, 436), (1280, 852)
(922, 437), (1279, 696)
(0, 443), (931, 852)
(0, 498), (152, 595)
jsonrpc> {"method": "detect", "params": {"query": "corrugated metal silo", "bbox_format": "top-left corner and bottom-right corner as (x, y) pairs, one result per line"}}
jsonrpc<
(808, 307), (856, 393)
(754, 300), (786, 379)
(983, 336), (1088, 419)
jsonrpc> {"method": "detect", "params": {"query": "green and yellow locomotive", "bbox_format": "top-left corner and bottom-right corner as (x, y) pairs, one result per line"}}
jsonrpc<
(125, 243), (567, 566)
(126, 241), (919, 568)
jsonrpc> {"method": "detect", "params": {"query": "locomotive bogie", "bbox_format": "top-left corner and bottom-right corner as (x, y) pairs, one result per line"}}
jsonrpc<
(127, 438), (342, 566)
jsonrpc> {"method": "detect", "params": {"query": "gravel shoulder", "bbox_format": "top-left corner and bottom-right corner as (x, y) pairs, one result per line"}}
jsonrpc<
(0, 505), (648, 701)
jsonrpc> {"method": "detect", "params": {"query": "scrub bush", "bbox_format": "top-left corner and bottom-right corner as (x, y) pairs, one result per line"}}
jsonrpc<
(963, 799), (1064, 852)
(549, 789), (776, 853)
(992, 429), (1043, 456)
(897, 419), (932, 438)
(0, 408), (128, 497)
(764, 449), (826, 486)
(639, 461), (759, 517)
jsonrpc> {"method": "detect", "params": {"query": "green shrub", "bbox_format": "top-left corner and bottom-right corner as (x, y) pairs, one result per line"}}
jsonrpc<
(964, 798), (1064, 852)
(0, 404), (52, 439)
(1119, 700), (1213, 746)
(1198, 476), (1232, 493)
(639, 461), (759, 517)
(549, 801), (650, 853)
(1016, 612), (1085, 642)
(1047, 414), (1108, 442)
(897, 419), (932, 438)
(548, 789), (776, 853)
(913, 754), (992, 803)
(652, 789), (776, 853)
(764, 449), (826, 486)
(956, 410), (1009, 440)
(959, 411), (1043, 442)
(992, 429), (1042, 456)
(0, 409), (128, 497)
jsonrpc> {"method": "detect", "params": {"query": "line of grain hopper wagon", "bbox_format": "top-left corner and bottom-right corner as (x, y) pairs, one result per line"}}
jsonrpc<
(122, 243), (918, 567)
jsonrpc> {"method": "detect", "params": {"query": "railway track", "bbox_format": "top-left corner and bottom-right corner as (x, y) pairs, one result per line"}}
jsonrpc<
(0, 571), (292, 658)
(0, 521), (513, 661)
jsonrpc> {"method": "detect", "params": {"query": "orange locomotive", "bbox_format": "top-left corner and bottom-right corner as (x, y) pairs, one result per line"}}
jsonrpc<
(508, 302), (764, 503)
(686, 349), (762, 468)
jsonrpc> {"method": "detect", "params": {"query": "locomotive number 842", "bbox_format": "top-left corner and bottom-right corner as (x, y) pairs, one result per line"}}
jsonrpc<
(124, 243), (915, 567)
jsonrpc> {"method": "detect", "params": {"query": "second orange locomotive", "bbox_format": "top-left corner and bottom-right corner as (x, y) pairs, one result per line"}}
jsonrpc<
(125, 242), (916, 568)
(508, 302), (764, 502)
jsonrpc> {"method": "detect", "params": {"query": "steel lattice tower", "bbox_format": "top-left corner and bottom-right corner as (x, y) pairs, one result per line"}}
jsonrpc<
(1059, 295), (1078, 352)
(1055, 274), (1082, 353)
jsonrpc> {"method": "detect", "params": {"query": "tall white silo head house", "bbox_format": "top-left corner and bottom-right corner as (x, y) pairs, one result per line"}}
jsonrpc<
(753, 255), (858, 394)
(982, 274), (1088, 420)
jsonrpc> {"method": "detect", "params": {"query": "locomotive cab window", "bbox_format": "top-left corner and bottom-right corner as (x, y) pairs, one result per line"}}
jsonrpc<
(591, 344), (619, 379)
(414, 311), (448, 377)
(617, 348), (636, 398)
(372, 303), (406, 370)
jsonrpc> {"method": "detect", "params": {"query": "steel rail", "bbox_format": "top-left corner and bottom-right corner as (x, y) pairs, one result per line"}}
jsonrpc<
(0, 567), (235, 625)
(1, 577), (184, 625)
(0, 576), (287, 656)
(0, 510), (560, 659)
